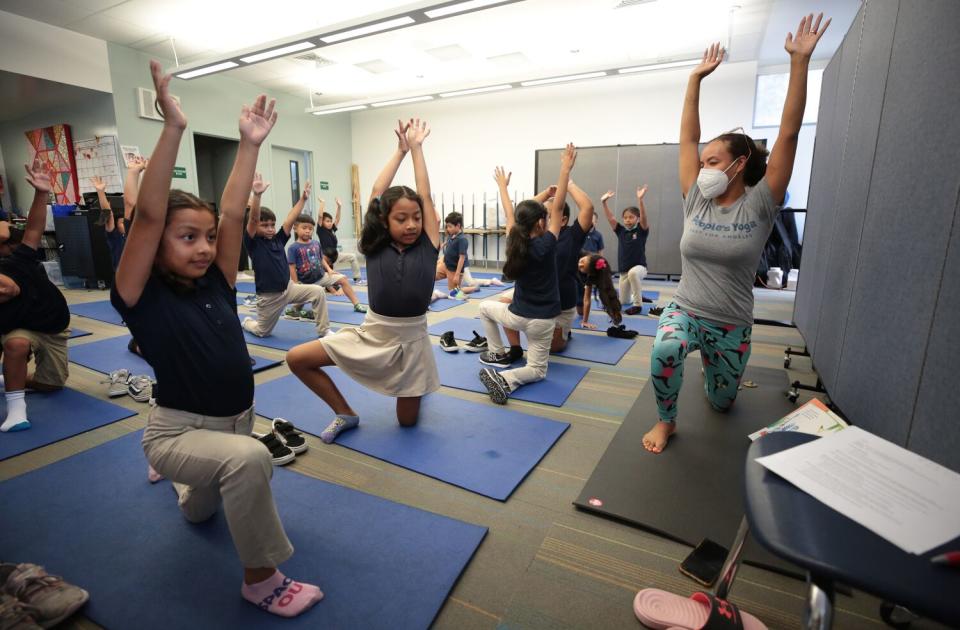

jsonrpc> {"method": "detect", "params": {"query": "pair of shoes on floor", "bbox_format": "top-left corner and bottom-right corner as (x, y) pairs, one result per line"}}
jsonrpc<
(0, 563), (89, 629)
(439, 331), (487, 353)
(607, 324), (639, 339)
(103, 369), (153, 403)
(253, 418), (308, 466)
(478, 347), (523, 368)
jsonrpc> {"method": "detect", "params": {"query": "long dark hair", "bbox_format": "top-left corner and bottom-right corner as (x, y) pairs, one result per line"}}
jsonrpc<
(582, 253), (622, 325)
(359, 185), (422, 256)
(712, 133), (769, 187)
(153, 189), (218, 294)
(502, 200), (547, 281)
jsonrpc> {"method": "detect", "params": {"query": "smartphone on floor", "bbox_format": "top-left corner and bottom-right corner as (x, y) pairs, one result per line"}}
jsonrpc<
(679, 538), (729, 587)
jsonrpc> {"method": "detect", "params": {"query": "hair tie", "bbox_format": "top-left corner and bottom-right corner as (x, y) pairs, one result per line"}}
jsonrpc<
(595, 258), (607, 270)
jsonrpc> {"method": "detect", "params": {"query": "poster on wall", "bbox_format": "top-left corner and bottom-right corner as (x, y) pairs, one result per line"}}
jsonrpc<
(24, 124), (79, 206)
(74, 135), (124, 195)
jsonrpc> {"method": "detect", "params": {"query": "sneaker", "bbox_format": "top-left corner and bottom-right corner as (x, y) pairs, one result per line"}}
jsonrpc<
(0, 564), (89, 628)
(284, 307), (300, 320)
(649, 306), (664, 317)
(272, 418), (308, 454)
(103, 369), (130, 397)
(479, 350), (512, 367)
(297, 309), (315, 321)
(464, 331), (488, 352)
(353, 303), (368, 313)
(242, 294), (259, 308)
(439, 331), (459, 353)
(624, 305), (643, 316)
(0, 593), (41, 629)
(449, 288), (467, 301)
(354, 278), (366, 285)
(127, 375), (153, 403)
(320, 415), (359, 444)
(478, 368), (509, 405)
(253, 432), (295, 466)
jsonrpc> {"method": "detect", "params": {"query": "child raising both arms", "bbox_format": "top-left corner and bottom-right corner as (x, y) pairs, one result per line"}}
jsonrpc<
(315, 196), (364, 285)
(110, 61), (322, 617)
(601, 186), (650, 315)
(286, 119), (440, 441)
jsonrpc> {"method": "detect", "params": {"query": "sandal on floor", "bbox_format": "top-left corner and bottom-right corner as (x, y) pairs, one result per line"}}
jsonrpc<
(633, 589), (767, 630)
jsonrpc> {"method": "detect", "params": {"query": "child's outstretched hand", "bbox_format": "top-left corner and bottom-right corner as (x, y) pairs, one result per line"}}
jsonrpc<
(494, 166), (511, 188)
(560, 143), (577, 172)
(150, 60), (187, 130)
(691, 43), (724, 80)
(785, 13), (831, 59)
(636, 185), (649, 200)
(335, 197), (342, 208)
(301, 181), (312, 201)
(406, 118), (430, 147)
(24, 158), (54, 193)
(252, 172), (270, 195)
(395, 119), (411, 153)
(126, 156), (147, 171)
(601, 190), (615, 203)
(91, 176), (106, 192)
(239, 94), (278, 146)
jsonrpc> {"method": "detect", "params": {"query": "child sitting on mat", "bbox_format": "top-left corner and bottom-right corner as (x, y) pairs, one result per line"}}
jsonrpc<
(435, 211), (503, 298)
(241, 176), (329, 338)
(601, 186), (650, 315)
(578, 254), (623, 330)
(110, 61), (322, 617)
(0, 159), (71, 433)
(475, 144), (575, 404)
(286, 213), (366, 318)
(316, 197), (363, 285)
(286, 118), (440, 441)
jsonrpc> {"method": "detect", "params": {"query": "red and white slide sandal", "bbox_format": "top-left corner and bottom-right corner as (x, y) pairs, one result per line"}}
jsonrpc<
(633, 589), (767, 630)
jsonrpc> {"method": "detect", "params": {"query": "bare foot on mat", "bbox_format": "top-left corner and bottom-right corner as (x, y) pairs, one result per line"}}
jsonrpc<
(642, 421), (675, 453)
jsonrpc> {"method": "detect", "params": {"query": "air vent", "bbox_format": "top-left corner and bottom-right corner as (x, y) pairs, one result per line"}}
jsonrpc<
(614, 0), (656, 7)
(136, 87), (180, 122)
(425, 44), (471, 61)
(293, 52), (334, 65)
(356, 59), (397, 74)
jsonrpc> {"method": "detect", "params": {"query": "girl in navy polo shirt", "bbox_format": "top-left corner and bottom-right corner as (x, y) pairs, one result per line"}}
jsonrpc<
(286, 119), (441, 441)
(110, 61), (322, 618)
(475, 144), (576, 404)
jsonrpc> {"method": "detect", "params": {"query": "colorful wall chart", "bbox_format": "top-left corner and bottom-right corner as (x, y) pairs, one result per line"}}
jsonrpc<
(24, 124), (79, 205)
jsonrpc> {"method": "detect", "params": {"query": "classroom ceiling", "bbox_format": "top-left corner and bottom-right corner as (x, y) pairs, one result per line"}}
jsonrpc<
(0, 0), (860, 110)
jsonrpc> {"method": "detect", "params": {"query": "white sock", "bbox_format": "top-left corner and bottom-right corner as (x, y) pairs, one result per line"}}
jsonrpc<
(0, 375), (5, 389)
(1, 390), (29, 432)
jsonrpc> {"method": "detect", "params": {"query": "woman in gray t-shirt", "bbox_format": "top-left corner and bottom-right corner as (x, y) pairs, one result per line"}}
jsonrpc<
(643, 14), (832, 454)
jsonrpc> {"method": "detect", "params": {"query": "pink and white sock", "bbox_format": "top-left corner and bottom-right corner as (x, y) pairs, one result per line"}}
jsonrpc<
(147, 465), (164, 483)
(241, 571), (323, 617)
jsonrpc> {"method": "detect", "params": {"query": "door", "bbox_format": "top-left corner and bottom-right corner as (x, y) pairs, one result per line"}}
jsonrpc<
(271, 147), (312, 217)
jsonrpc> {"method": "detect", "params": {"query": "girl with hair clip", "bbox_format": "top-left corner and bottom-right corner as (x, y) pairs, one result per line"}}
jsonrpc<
(643, 14), (831, 454)
(577, 254), (622, 330)
(110, 61), (323, 617)
(476, 144), (576, 404)
(286, 119), (441, 441)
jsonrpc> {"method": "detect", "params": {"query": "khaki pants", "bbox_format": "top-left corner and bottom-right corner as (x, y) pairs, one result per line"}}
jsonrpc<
(1, 328), (69, 387)
(479, 300), (555, 391)
(291, 273), (346, 310)
(335, 252), (362, 280)
(142, 404), (294, 568)
(619, 265), (647, 306)
(243, 281), (329, 337)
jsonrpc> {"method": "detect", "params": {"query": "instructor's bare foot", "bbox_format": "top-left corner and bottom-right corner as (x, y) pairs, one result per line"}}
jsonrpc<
(642, 421), (675, 454)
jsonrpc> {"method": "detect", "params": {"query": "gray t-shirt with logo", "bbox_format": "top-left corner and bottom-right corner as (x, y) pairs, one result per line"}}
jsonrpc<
(672, 178), (778, 327)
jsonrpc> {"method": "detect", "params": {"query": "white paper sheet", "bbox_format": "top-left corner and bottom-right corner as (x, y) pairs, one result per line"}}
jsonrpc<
(756, 426), (960, 555)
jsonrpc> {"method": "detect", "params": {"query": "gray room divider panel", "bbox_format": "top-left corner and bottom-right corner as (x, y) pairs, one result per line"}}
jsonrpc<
(833, 0), (960, 451)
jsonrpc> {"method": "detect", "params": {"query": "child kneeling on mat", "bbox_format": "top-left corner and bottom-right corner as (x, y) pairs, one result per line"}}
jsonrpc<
(286, 119), (440, 441)
(476, 143), (576, 404)
(110, 61), (322, 617)
(286, 213), (366, 318)
(0, 159), (71, 432)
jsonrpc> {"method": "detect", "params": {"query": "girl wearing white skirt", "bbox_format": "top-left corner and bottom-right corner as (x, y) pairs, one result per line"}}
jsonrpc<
(476, 144), (576, 404)
(287, 119), (440, 441)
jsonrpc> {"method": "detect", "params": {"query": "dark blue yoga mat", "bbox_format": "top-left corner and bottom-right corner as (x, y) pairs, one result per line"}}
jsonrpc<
(0, 431), (486, 629)
(236, 281), (256, 294)
(326, 303), (367, 325)
(433, 346), (588, 407)
(254, 373), (568, 500)
(69, 301), (125, 326)
(69, 335), (282, 378)
(428, 317), (635, 365)
(239, 316), (335, 352)
(428, 297), (468, 312)
(0, 388), (136, 461)
(68, 328), (91, 339)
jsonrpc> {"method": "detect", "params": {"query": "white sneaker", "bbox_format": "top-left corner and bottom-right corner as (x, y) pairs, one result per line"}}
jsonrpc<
(127, 375), (153, 403)
(103, 369), (131, 398)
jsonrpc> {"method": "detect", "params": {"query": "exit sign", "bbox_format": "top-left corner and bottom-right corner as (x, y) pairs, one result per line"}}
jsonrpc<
(172, 166), (187, 179)
(319, 181), (329, 190)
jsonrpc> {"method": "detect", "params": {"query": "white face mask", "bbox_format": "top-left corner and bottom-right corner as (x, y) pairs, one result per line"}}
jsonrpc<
(697, 158), (742, 200)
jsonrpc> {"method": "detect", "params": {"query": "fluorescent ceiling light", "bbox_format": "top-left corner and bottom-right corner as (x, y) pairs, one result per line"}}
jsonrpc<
(618, 59), (700, 74)
(520, 72), (607, 87)
(312, 105), (369, 115)
(240, 41), (315, 64)
(177, 61), (239, 79)
(321, 17), (415, 44)
(425, 0), (506, 18)
(371, 95), (434, 107)
(439, 84), (512, 98)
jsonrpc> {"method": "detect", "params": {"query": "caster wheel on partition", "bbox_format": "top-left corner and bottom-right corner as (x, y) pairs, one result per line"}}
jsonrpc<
(784, 356), (792, 369)
(786, 388), (799, 404)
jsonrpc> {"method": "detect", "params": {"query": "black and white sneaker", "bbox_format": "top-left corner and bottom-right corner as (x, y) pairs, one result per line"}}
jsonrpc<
(127, 375), (153, 403)
(272, 417), (308, 454)
(478, 368), (509, 405)
(253, 432), (295, 466)
(464, 331), (488, 352)
(478, 350), (512, 367)
(439, 331), (459, 353)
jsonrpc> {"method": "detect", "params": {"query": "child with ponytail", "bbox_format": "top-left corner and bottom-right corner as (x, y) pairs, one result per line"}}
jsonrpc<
(577, 254), (622, 329)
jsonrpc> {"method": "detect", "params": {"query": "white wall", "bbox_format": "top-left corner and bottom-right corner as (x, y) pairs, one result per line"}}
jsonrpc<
(0, 10), (112, 93)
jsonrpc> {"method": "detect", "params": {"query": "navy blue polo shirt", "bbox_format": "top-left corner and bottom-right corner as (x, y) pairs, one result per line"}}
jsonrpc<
(614, 223), (649, 272)
(244, 228), (291, 294)
(509, 232), (561, 320)
(317, 225), (338, 252)
(0, 244), (69, 335)
(366, 231), (438, 317)
(556, 222), (589, 310)
(106, 226), (126, 270)
(111, 264), (253, 416)
(442, 232), (469, 271)
(583, 228), (604, 253)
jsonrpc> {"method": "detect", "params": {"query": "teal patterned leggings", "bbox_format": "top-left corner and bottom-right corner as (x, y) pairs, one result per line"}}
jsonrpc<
(650, 303), (752, 422)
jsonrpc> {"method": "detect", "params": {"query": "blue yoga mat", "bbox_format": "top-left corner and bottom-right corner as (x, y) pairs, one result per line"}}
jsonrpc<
(428, 297), (468, 312)
(69, 335), (282, 378)
(0, 431), (486, 629)
(235, 281), (256, 294)
(326, 303), (367, 325)
(575, 312), (660, 336)
(240, 316), (334, 352)
(435, 281), (508, 299)
(433, 346), (588, 407)
(428, 317), (635, 365)
(69, 301), (125, 326)
(68, 328), (91, 339)
(254, 373), (568, 500)
(0, 388), (136, 461)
